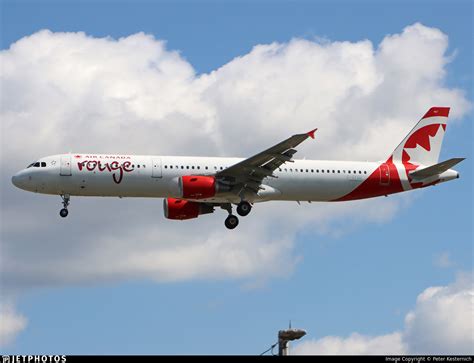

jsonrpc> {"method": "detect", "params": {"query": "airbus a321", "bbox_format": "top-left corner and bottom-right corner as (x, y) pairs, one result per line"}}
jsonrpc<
(12, 107), (463, 229)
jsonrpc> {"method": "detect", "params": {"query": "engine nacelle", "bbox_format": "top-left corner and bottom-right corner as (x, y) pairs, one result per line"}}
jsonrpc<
(179, 175), (217, 199)
(163, 198), (214, 220)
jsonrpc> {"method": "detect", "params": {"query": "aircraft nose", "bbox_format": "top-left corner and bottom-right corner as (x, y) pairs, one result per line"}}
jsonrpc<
(12, 171), (28, 190)
(12, 174), (20, 187)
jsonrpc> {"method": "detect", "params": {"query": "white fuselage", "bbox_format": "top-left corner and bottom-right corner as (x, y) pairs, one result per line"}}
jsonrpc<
(11, 153), (459, 204)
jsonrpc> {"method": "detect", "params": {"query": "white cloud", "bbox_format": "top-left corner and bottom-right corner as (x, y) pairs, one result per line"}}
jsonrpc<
(294, 332), (404, 355)
(0, 23), (471, 345)
(0, 301), (27, 348)
(403, 273), (474, 354)
(294, 274), (474, 355)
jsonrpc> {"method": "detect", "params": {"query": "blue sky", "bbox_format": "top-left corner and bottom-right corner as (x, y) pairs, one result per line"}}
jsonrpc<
(1, 0), (472, 355)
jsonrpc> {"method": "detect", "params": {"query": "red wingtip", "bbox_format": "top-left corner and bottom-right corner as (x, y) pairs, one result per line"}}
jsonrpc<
(307, 128), (318, 139)
(422, 107), (450, 119)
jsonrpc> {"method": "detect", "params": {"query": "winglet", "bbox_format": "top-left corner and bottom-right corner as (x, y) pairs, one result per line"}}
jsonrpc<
(307, 128), (318, 139)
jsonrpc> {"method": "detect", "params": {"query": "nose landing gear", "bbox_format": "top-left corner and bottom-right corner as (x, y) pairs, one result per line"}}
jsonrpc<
(59, 194), (70, 218)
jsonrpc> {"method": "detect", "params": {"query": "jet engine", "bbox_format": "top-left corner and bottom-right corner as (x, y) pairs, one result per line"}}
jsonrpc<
(163, 198), (214, 220)
(178, 175), (230, 199)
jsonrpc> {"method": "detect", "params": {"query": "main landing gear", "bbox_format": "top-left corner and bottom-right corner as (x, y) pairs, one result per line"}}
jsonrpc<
(59, 194), (70, 218)
(225, 214), (239, 229)
(222, 201), (253, 229)
(236, 201), (252, 217)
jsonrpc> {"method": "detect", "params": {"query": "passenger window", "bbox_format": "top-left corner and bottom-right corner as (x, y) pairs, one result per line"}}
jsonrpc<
(205, 166), (208, 170)
(186, 166), (189, 169)
(290, 169), (293, 172)
(332, 170), (335, 173)
(359, 171), (361, 174)
(170, 165), (173, 169)
(181, 166), (184, 169)
(337, 170), (340, 173)
(164, 165), (167, 169)
(192, 166), (195, 169)
(316, 169), (319, 173)
(220, 167), (223, 170)
(138, 165), (141, 168)
(322, 170), (324, 173)
(327, 170), (330, 173)
(348, 171), (351, 174)
(197, 166), (200, 170)
(311, 169), (314, 173)
(364, 171), (367, 174)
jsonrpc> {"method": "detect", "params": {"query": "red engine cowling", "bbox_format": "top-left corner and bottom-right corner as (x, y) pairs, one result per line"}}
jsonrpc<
(163, 198), (214, 220)
(179, 175), (216, 199)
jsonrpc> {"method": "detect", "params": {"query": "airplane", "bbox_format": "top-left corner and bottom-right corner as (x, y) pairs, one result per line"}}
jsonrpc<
(11, 107), (464, 229)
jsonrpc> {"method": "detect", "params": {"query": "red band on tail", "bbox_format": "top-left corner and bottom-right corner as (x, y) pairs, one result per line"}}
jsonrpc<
(422, 107), (450, 119)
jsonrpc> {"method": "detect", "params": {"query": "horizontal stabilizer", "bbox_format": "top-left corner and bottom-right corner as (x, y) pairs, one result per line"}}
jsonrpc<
(409, 158), (465, 179)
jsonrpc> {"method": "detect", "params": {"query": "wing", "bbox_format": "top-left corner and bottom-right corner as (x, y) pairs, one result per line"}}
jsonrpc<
(215, 128), (317, 195)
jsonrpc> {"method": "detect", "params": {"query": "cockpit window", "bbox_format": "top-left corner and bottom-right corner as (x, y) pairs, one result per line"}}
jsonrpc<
(27, 161), (47, 168)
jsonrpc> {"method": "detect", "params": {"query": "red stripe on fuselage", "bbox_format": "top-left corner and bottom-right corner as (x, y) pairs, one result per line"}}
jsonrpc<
(333, 156), (404, 201)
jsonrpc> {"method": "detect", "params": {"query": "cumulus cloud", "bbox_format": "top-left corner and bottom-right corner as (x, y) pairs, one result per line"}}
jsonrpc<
(294, 332), (404, 355)
(0, 301), (27, 348)
(403, 273), (474, 354)
(294, 274), (474, 355)
(0, 23), (471, 344)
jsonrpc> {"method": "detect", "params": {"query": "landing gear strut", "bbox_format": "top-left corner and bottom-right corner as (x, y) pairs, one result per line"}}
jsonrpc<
(59, 194), (70, 218)
(236, 201), (252, 217)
